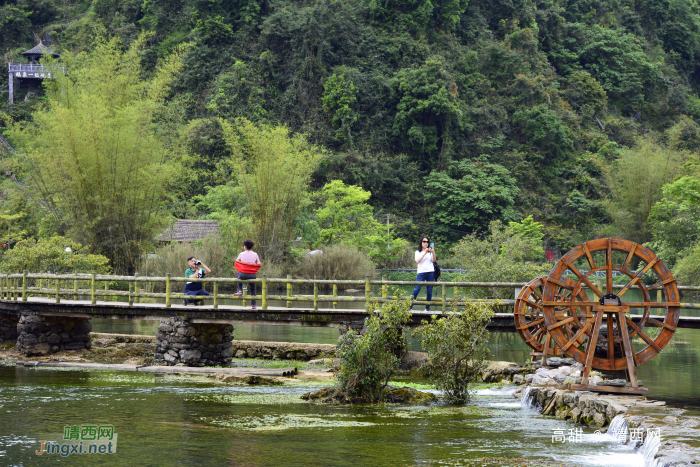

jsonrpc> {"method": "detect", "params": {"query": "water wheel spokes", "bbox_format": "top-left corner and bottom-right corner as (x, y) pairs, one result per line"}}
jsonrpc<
(541, 238), (681, 394)
(514, 276), (586, 364)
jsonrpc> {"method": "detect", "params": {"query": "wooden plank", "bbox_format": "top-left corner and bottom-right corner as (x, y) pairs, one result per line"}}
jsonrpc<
(617, 311), (638, 387)
(582, 311), (603, 384)
(647, 318), (676, 331)
(583, 243), (596, 269)
(547, 316), (575, 330)
(562, 316), (596, 351)
(607, 313), (615, 370)
(622, 243), (637, 270)
(516, 318), (545, 330)
(570, 384), (648, 395)
(606, 238), (613, 295)
(546, 277), (574, 290)
(625, 316), (662, 352)
(563, 258), (604, 298)
(541, 333), (551, 365)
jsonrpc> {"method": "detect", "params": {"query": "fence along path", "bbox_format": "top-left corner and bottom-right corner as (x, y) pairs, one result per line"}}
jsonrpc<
(2, 272), (700, 309)
(1, 273), (700, 329)
(0, 273), (527, 312)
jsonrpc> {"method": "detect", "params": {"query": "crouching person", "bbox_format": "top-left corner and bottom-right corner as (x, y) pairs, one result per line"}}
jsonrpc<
(184, 256), (211, 306)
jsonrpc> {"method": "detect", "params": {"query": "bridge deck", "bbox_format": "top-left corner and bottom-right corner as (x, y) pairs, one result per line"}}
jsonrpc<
(1, 297), (699, 329)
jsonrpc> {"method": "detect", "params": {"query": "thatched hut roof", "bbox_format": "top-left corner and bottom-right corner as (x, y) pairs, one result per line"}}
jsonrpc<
(157, 220), (219, 242)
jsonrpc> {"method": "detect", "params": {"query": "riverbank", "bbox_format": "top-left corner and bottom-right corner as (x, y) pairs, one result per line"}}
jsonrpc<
(501, 361), (700, 466)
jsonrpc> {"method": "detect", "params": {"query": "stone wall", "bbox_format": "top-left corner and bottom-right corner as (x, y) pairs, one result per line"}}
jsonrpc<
(521, 386), (666, 427)
(154, 318), (234, 366)
(0, 312), (19, 343)
(230, 340), (336, 361)
(16, 312), (92, 356)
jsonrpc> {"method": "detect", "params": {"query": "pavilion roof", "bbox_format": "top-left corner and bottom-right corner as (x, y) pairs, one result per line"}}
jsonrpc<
(157, 220), (220, 242)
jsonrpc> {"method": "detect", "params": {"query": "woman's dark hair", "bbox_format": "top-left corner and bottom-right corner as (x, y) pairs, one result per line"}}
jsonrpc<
(243, 239), (254, 250)
(417, 237), (429, 252)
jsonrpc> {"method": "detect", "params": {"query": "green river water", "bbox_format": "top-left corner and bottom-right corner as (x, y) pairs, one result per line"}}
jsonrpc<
(1, 286), (699, 466)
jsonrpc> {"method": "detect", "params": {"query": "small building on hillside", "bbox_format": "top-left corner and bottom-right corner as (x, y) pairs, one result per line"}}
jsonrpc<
(8, 42), (61, 104)
(157, 220), (220, 243)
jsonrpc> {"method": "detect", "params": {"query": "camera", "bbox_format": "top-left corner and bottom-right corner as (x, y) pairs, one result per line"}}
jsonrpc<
(194, 260), (202, 266)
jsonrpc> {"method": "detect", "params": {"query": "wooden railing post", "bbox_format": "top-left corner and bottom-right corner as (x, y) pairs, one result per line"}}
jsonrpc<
(134, 273), (140, 304)
(55, 276), (60, 304)
(332, 284), (338, 310)
(213, 280), (218, 309)
(91, 274), (96, 304)
(657, 288), (662, 302)
(286, 275), (292, 308)
(165, 274), (171, 308)
(128, 278), (133, 306)
(262, 274), (268, 310)
(22, 271), (27, 302)
(365, 275), (371, 310)
(441, 283), (447, 313)
(313, 281), (318, 311)
(73, 279), (78, 301)
(382, 275), (387, 300)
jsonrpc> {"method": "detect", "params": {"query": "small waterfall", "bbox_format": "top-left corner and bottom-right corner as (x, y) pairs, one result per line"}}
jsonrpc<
(520, 387), (538, 409)
(607, 414), (629, 443)
(638, 432), (662, 467)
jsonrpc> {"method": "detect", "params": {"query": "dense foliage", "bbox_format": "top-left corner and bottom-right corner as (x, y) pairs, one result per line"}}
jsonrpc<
(3, 0), (700, 277)
(415, 302), (493, 404)
(335, 298), (411, 402)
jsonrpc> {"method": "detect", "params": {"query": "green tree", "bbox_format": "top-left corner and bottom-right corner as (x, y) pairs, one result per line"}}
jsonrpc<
(314, 180), (407, 266)
(506, 215), (544, 261)
(450, 221), (550, 311)
(336, 298), (411, 402)
(414, 302), (493, 404)
(604, 137), (685, 243)
(562, 71), (608, 119)
(220, 118), (325, 262)
(0, 236), (110, 274)
(321, 71), (358, 144)
(8, 35), (187, 273)
(425, 160), (519, 238)
(390, 58), (463, 167)
(512, 105), (573, 164)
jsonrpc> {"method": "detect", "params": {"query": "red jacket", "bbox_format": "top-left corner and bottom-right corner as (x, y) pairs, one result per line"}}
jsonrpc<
(235, 260), (261, 274)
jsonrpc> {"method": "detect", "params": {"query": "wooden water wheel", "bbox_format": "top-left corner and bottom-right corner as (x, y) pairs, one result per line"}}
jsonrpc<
(514, 276), (587, 364)
(541, 238), (680, 394)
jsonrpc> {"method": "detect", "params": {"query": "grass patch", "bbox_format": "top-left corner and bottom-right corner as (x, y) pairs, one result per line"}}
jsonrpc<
(202, 413), (376, 431)
(387, 381), (436, 390)
(0, 340), (16, 350)
(84, 344), (153, 364)
(226, 358), (315, 370)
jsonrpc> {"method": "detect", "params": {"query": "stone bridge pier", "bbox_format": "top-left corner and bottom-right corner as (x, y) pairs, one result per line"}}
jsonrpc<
(154, 317), (234, 367)
(0, 311), (19, 343)
(16, 312), (92, 356)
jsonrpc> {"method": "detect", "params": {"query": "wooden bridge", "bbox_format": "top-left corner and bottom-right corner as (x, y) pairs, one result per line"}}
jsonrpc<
(0, 273), (699, 330)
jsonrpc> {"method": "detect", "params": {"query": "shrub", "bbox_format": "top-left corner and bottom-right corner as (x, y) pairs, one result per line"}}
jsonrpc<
(335, 298), (411, 402)
(450, 221), (550, 312)
(414, 302), (493, 404)
(288, 244), (376, 286)
(0, 236), (111, 274)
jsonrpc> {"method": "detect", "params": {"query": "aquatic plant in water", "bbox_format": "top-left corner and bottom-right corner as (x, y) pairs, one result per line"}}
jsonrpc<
(202, 413), (376, 431)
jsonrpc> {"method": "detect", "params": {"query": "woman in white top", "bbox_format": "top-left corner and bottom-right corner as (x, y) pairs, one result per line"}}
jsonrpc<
(412, 236), (436, 311)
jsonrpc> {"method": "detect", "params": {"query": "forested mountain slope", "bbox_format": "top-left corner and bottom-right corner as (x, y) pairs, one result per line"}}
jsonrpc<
(3, 0), (700, 268)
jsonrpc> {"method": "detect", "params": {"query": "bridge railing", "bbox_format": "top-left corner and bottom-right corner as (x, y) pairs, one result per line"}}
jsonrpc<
(1, 273), (699, 312)
(0, 273), (529, 311)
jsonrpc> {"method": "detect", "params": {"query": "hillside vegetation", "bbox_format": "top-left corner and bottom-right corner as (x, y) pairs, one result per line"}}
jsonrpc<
(2, 0), (700, 280)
